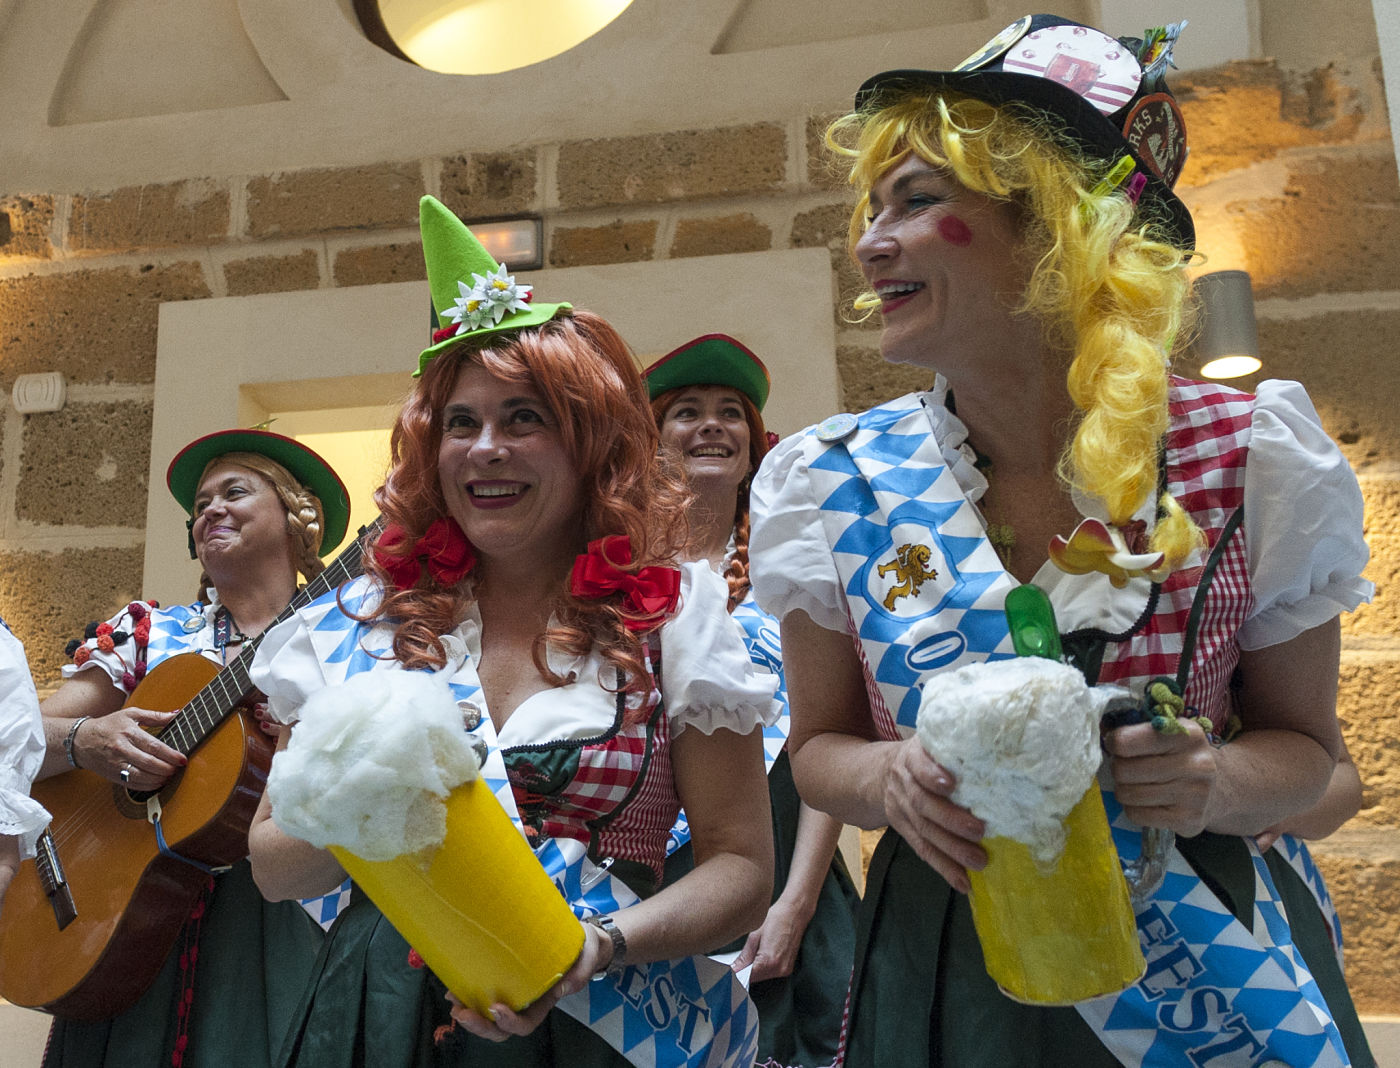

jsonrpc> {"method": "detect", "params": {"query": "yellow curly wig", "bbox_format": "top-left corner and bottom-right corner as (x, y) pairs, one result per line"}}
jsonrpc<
(828, 91), (1204, 570)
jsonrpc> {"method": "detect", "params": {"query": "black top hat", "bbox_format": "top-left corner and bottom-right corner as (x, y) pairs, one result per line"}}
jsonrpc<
(855, 14), (1194, 250)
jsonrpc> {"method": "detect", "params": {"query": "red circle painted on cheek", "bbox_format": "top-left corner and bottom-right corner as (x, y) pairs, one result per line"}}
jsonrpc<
(937, 215), (973, 247)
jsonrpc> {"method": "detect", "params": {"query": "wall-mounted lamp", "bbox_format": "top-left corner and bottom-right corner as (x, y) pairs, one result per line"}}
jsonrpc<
(1192, 270), (1262, 380)
(471, 217), (544, 272)
(353, 0), (636, 76)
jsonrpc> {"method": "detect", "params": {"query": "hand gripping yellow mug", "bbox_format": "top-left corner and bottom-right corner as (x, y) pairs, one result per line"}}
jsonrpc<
(917, 585), (1152, 1005)
(269, 670), (586, 1018)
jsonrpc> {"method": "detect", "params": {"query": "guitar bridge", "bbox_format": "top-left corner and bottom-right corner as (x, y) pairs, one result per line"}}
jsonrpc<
(34, 828), (78, 930)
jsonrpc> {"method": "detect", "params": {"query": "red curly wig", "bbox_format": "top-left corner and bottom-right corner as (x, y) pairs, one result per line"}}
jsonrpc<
(357, 310), (693, 698)
(650, 386), (771, 608)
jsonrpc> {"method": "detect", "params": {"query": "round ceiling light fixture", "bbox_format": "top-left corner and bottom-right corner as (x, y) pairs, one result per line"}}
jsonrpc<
(354, 0), (636, 75)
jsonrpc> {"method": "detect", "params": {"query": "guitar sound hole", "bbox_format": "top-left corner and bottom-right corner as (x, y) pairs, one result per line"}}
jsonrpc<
(115, 767), (187, 818)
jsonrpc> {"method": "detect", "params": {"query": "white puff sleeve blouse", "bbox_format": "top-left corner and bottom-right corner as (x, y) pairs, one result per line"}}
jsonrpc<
(749, 380), (1372, 653)
(1, 622), (51, 858)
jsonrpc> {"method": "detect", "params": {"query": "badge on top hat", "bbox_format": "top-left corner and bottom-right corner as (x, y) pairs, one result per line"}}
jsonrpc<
(1122, 92), (1187, 186)
(854, 14), (1195, 250)
(955, 16), (1033, 72)
(1001, 23), (1142, 115)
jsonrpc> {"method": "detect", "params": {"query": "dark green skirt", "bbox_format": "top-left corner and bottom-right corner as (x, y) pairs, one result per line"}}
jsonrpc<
(664, 751), (858, 1068)
(276, 888), (630, 1068)
(44, 859), (324, 1068)
(843, 831), (1375, 1068)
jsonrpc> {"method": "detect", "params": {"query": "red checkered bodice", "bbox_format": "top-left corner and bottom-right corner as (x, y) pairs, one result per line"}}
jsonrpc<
(504, 694), (680, 889)
(1097, 378), (1255, 720)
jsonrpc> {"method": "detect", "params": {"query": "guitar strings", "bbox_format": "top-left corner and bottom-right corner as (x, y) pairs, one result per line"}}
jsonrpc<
(44, 531), (374, 855)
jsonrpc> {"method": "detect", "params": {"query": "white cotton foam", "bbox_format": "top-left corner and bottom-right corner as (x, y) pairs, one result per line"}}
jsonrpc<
(915, 658), (1104, 865)
(268, 669), (480, 861)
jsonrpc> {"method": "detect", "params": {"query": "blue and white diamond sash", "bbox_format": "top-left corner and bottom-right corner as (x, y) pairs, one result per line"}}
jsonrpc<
(298, 581), (759, 1068)
(665, 592), (789, 859)
(808, 398), (1018, 733)
(1076, 798), (1350, 1067)
(731, 592), (792, 772)
(541, 837), (760, 1068)
(808, 402), (1352, 1066)
(1274, 834), (1345, 969)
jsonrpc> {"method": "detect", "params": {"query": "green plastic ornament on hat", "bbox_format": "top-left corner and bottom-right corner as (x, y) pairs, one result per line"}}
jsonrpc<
(416, 195), (570, 375)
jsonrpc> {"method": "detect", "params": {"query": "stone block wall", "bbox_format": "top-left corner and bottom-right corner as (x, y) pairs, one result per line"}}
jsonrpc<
(1172, 60), (1400, 1016)
(1, 55), (1398, 1012)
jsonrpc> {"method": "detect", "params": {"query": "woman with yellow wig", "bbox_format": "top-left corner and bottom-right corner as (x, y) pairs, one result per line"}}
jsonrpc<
(748, 14), (1374, 1067)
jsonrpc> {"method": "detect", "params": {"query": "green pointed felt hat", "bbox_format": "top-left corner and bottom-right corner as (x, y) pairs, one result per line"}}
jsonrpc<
(166, 429), (351, 556)
(416, 196), (570, 375)
(642, 334), (771, 412)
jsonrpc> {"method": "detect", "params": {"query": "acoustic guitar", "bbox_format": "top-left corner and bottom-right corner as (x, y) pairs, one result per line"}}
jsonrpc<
(0, 520), (378, 1020)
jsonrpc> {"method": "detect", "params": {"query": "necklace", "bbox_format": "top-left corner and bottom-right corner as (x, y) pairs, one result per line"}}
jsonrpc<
(985, 521), (1017, 565)
(213, 606), (252, 651)
(970, 446), (1017, 567)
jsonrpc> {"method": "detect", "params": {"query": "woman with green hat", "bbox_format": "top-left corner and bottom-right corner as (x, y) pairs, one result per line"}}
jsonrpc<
(244, 197), (776, 1067)
(748, 14), (1374, 1067)
(645, 335), (857, 1068)
(36, 429), (351, 1067)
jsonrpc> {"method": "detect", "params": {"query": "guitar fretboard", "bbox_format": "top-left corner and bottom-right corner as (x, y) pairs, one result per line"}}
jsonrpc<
(156, 516), (382, 757)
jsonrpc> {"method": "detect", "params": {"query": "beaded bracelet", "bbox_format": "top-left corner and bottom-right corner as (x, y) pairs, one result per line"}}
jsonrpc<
(63, 715), (89, 769)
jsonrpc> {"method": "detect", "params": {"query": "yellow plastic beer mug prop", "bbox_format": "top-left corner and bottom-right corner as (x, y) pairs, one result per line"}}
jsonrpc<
(967, 585), (1145, 1004)
(330, 776), (584, 1016)
(967, 780), (1145, 1003)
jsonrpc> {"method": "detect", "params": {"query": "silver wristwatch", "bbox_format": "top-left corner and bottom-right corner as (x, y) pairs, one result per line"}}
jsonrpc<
(586, 914), (628, 980)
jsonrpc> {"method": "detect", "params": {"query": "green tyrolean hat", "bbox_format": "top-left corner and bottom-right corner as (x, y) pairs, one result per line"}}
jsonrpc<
(416, 196), (571, 375)
(166, 429), (351, 556)
(642, 334), (771, 412)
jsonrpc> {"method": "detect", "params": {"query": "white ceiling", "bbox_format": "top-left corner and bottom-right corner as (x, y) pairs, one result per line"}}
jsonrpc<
(0, 0), (1271, 193)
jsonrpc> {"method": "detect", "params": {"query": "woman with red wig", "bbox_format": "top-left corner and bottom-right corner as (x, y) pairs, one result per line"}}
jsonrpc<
(246, 197), (776, 1068)
(645, 335), (857, 1068)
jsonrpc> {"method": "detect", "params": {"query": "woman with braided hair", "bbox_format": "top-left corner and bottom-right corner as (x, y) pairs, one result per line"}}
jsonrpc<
(749, 14), (1374, 1068)
(645, 335), (857, 1068)
(183, 447), (333, 620)
(38, 428), (351, 1068)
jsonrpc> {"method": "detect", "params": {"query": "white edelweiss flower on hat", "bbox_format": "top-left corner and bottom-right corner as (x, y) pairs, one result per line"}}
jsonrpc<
(470, 263), (533, 326)
(442, 278), (489, 334)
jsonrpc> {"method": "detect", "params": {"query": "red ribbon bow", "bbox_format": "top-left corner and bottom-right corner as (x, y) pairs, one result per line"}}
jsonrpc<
(373, 517), (477, 590)
(569, 535), (680, 632)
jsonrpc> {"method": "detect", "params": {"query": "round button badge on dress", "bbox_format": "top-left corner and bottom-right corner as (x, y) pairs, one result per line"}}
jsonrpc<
(458, 701), (483, 730)
(816, 413), (859, 443)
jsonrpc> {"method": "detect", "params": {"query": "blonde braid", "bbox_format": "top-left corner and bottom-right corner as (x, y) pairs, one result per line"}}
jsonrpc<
(284, 489), (327, 580)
